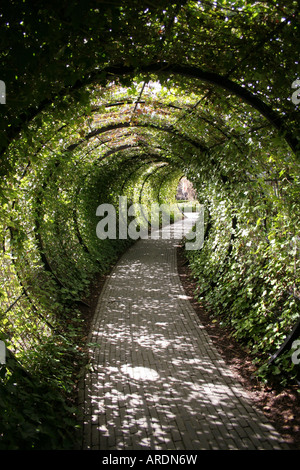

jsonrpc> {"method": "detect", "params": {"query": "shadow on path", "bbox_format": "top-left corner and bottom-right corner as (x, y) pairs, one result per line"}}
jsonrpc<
(79, 217), (290, 450)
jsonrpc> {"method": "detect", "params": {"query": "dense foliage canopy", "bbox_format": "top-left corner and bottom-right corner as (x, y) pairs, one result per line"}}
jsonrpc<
(0, 0), (299, 449)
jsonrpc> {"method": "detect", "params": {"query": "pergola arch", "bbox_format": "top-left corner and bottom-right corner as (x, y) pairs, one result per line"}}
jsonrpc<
(2, 60), (298, 165)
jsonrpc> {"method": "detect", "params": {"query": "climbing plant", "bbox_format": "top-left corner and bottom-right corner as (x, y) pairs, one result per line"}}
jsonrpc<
(0, 0), (299, 449)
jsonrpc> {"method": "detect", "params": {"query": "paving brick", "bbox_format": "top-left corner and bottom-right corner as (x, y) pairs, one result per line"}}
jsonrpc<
(79, 216), (291, 450)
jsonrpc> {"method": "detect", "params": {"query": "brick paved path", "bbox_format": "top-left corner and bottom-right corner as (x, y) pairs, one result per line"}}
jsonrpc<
(78, 215), (290, 450)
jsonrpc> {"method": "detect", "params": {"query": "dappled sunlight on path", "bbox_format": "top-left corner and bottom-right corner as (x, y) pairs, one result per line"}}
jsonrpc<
(79, 216), (289, 450)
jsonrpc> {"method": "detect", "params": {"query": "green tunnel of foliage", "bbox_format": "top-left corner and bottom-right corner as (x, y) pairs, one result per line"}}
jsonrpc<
(0, 0), (299, 450)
